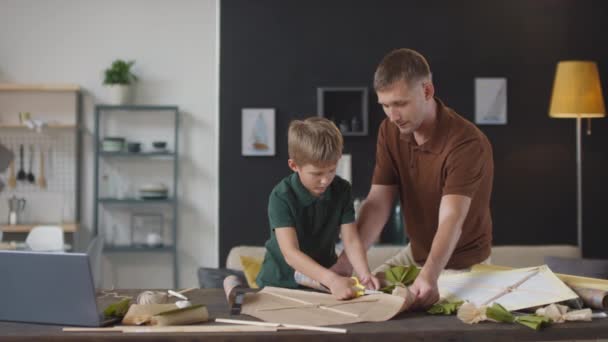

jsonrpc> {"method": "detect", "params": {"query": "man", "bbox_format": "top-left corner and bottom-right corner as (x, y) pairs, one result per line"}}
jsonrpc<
(332, 48), (493, 309)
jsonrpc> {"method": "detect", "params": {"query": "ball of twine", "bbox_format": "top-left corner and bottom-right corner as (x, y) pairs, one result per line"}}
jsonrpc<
(136, 290), (168, 304)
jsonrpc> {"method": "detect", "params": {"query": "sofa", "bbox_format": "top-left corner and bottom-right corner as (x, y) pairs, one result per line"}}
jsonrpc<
(198, 244), (582, 288)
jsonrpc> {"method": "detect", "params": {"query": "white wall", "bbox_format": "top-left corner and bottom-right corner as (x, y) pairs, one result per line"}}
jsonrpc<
(0, 0), (219, 288)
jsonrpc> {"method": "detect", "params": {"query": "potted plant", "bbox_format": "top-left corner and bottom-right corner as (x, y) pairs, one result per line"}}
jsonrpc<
(103, 59), (138, 105)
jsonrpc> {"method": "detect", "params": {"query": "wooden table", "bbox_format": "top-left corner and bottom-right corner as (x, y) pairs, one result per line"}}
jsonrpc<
(1, 289), (608, 341)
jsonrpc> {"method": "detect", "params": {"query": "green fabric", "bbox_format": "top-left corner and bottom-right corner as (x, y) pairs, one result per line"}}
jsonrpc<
(256, 173), (355, 288)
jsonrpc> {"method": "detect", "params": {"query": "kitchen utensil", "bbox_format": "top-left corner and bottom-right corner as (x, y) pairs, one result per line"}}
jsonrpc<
(127, 142), (141, 153)
(102, 137), (125, 152)
(7, 150), (17, 189)
(47, 145), (54, 179)
(152, 141), (167, 151)
(38, 147), (47, 189)
(16, 144), (26, 181)
(7, 195), (26, 225)
(27, 145), (35, 184)
(139, 183), (168, 199)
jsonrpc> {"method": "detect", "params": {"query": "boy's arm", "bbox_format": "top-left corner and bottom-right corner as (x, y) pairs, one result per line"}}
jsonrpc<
(275, 227), (355, 299)
(340, 223), (380, 290)
(331, 185), (398, 276)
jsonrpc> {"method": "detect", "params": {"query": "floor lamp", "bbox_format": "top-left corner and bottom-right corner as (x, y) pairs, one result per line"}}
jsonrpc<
(549, 61), (605, 252)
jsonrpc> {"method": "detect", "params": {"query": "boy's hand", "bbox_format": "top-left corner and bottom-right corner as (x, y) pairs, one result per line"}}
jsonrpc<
(358, 273), (381, 291)
(327, 275), (356, 300)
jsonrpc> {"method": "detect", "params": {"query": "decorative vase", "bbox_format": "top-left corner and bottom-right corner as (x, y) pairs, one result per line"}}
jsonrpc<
(106, 84), (133, 105)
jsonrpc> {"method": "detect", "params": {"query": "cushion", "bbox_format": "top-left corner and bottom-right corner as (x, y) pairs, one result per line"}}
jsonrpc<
(240, 255), (263, 288)
(226, 246), (267, 271)
(545, 256), (608, 279)
(197, 267), (246, 288)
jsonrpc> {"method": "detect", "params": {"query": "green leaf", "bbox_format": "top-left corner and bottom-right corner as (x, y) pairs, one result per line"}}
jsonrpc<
(379, 284), (396, 294)
(515, 315), (551, 330)
(384, 266), (420, 286)
(103, 298), (131, 319)
(427, 301), (464, 315)
(485, 303), (515, 323)
(103, 59), (137, 85)
(402, 267), (420, 285)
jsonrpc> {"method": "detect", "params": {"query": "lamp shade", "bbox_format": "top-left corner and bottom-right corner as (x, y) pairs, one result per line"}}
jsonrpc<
(549, 61), (606, 118)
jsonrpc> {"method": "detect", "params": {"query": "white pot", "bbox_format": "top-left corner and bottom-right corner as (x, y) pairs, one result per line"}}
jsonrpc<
(106, 84), (133, 105)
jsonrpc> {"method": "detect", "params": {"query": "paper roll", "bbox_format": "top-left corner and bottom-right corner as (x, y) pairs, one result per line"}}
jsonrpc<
(150, 305), (209, 326)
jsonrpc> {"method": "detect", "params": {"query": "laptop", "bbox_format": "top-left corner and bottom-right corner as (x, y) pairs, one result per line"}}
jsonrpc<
(0, 236), (120, 326)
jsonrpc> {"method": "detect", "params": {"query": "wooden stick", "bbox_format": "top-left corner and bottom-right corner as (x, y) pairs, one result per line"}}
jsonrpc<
(265, 290), (359, 317)
(482, 268), (540, 306)
(63, 327), (122, 332)
(279, 324), (347, 334)
(122, 325), (277, 333)
(215, 318), (347, 334)
(215, 318), (279, 327)
(64, 325), (277, 333)
(258, 298), (379, 312)
(177, 287), (197, 295)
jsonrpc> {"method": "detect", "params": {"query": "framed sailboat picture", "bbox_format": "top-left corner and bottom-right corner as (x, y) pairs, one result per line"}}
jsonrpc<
(242, 108), (276, 156)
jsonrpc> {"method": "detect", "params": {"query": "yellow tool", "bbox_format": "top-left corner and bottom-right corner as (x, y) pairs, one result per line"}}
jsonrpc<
(351, 277), (384, 297)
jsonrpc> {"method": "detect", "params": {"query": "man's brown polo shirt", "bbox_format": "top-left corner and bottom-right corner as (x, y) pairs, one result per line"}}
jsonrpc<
(372, 98), (493, 269)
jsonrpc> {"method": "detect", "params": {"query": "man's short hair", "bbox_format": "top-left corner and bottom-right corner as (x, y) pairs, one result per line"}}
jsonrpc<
(374, 48), (432, 91)
(288, 117), (343, 166)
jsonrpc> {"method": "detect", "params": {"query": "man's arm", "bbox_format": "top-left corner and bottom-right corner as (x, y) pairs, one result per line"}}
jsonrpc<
(330, 184), (398, 276)
(275, 227), (355, 299)
(410, 194), (472, 309)
(340, 223), (380, 290)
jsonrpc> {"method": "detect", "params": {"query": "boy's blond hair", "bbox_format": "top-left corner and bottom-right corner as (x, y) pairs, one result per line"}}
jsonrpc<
(288, 117), (343, 166)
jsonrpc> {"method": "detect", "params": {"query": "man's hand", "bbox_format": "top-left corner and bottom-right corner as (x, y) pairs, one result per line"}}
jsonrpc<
(409, 275), (439, 310)
(359, 273), (381, 291)
(326, 275), (356, 300)
(329, 256), (354, 277)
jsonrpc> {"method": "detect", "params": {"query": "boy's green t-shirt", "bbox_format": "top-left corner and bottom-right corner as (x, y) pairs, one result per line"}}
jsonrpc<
(256, 173), (356, 288)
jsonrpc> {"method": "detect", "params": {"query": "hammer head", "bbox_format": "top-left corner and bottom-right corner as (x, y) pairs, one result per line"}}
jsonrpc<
(223, 275), (246, 315)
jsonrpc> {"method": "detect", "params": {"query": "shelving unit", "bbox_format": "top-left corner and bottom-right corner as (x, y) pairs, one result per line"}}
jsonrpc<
(317, 87), (369, 136)
(1, 223), (79, 233)
(0, 83), (82, 239)
(93, 104), (179, 287)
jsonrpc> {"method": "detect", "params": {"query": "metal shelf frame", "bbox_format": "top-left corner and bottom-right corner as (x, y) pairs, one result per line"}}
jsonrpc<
(93, 104), (179, 288)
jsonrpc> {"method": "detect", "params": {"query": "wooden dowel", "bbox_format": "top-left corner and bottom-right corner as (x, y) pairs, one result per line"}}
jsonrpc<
(215, 318), (280, 327)
(216, 318), (347, 334)
(280, 323), (347, 334)
(265, 291), (358, 317)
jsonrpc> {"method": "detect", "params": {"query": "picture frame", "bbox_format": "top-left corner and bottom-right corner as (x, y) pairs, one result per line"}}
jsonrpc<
(475, 78), (507, 125)
(241, 108), (276, 156)
(336, 154), (352, 184)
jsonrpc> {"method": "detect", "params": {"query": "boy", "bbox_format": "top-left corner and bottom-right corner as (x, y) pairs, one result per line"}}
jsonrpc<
(256, 117), (380, 300)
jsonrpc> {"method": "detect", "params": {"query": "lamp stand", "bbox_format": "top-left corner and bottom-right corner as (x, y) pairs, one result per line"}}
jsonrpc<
(576, 117), (583, 251)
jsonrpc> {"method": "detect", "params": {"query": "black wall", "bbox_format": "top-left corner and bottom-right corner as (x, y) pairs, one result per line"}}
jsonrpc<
(219, 0), (608, 266)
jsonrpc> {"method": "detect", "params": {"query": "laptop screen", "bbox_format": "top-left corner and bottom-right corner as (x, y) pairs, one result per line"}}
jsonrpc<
(0, 251), (102, 326)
